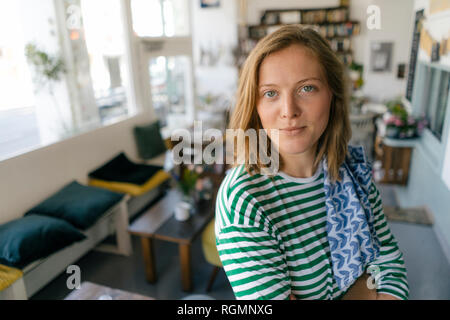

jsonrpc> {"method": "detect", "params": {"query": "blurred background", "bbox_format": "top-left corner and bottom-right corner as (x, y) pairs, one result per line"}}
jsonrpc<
(0, 0), (449, 300)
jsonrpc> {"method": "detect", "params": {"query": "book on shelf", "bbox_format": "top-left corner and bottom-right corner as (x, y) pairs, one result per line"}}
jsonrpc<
(239, 5), (359, 68)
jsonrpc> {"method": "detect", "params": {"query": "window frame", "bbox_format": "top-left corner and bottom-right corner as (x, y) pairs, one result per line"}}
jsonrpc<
(412, 61), (450, 175)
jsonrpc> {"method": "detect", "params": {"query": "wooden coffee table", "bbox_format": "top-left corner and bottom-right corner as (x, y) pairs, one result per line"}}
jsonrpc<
(64, 281), (154, 300)
(128, 184), (219, 292)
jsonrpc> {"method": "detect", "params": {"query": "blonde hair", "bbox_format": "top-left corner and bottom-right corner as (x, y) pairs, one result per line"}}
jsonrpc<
(228, 25), (351, 182)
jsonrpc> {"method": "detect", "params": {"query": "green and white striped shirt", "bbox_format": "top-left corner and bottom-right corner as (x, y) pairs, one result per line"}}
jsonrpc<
(215, 164), (409, 300)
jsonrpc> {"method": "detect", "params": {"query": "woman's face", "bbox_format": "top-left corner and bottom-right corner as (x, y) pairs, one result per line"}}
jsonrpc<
(256, 44), (332, 158)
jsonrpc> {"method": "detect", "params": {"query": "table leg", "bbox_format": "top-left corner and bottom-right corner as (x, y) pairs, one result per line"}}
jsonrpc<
(179, 243), (192, 292)
(116, 198), (132, 256)
(141, 237), (156, 283)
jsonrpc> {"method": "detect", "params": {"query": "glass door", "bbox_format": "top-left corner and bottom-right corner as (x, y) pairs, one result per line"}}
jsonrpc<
(132, 0), (195, 131)
(149, 55), (192, 127)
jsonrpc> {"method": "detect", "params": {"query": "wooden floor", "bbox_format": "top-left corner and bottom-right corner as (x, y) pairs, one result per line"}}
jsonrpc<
(31, 184), (450, 300)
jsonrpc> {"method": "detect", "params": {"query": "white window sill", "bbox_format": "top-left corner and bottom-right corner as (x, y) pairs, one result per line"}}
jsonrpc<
(0, 111), (142, 163)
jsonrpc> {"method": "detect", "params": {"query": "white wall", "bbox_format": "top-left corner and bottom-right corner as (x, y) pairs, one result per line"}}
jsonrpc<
(0, 112), (153, 224)
(191, 0), (239, 101)
(351, 0), (415, 103)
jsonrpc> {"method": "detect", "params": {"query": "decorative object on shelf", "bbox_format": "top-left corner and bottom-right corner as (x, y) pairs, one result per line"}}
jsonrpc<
(382, 99), (428, 139)
(279, 11), (301, 24)
(349, 61), (364, 91)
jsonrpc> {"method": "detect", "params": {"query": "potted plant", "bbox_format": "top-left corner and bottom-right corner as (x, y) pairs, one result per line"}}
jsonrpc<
(24, 43), (72, 136)
(383, 99), (428, 139)
(170, 165), (204, 219)
(384, 114), (402, 138)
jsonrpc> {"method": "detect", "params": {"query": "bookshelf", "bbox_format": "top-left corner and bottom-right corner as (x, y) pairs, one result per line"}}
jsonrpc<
(236, 5), (360, 70)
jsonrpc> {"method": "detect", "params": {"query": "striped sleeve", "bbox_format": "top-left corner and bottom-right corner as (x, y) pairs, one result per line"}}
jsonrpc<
(215, 168), (291, 300)
(366, 182), (410, 300)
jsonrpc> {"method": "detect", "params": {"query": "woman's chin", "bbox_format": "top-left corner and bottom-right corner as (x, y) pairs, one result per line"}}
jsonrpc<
(278, 143), (314, 156)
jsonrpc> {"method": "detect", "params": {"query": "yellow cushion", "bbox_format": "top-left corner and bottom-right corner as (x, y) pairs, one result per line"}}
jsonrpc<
(89, 170), (171, 197)
(202, 219), (222, 267)
(0, 264), (23, 291)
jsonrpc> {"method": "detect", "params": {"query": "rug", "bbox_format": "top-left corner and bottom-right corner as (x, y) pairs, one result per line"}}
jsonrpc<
(383, 206), (434, 225)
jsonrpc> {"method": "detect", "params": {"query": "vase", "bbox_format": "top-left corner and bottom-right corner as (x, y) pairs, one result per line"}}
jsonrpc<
(175, 201), (191, 221)
(405, 128), (415, 138)
(385, 126), (399, 138)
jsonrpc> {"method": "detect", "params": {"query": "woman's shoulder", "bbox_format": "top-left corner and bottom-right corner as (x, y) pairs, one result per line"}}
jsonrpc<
(218, 165), (269, 201)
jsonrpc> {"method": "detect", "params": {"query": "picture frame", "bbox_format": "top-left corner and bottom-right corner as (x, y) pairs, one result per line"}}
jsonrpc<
(370, 42), (393, 72)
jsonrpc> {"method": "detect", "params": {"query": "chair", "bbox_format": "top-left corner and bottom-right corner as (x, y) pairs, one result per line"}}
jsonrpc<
(201, 219), (222, 292)
(349, 113), (376, 162)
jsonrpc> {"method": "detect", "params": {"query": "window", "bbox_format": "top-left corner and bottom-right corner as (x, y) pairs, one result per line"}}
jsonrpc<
(420, 65), (449, 141)
(149, 55), (191, 127)
(132, 0), (194, 132)
(131, 0), (190, 37)
(80, 0), (130, 122)
(0, 1), (40, 159)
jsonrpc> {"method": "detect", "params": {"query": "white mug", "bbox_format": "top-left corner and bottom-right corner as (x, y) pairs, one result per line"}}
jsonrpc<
(175, 202), (191, 221)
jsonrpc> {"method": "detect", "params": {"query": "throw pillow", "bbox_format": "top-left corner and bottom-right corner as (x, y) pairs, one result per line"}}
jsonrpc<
(25, 181), (124, 230)
(133, 120), (167, 160)
(0, 215), (86, 269)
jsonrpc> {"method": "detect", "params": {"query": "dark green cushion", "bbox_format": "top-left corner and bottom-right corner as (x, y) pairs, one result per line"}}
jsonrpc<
(133, 120), (167, 159)
(25, 181), (124, 230)
(0, 215), (86, 269)
(89, 152), (163, 185)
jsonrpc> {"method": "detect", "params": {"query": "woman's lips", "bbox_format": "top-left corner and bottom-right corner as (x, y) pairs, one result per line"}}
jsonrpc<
(280, 127), (306, 136)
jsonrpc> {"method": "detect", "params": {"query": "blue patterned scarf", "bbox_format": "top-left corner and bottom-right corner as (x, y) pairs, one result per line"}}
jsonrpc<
(322, 145), (381, 292)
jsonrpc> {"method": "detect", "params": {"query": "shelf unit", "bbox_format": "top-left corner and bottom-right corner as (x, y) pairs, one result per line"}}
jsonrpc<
(374, 136), (418, 185)
(236, 4), (360, 70)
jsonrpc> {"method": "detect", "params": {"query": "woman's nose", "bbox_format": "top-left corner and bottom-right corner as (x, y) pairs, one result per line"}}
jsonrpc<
(280, 93), (300, 119)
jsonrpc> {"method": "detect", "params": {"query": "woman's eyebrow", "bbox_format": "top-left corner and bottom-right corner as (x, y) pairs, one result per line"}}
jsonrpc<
(259, 77), (322, 88)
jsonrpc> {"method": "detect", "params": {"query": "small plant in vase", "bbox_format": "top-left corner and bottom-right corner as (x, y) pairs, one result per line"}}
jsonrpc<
(24, 43), (73, 137)
(383, 99), (428, 139)
(170, 165), (203, 220)
(384, 114), (403, 138)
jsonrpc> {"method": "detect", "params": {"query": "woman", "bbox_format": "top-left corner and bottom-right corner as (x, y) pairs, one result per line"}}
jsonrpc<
(215, 25), (409, 300)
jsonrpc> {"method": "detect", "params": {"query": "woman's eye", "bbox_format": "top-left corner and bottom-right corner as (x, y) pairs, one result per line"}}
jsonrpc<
(300, 85), (315, 93)
(264, 90), (277, 98)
